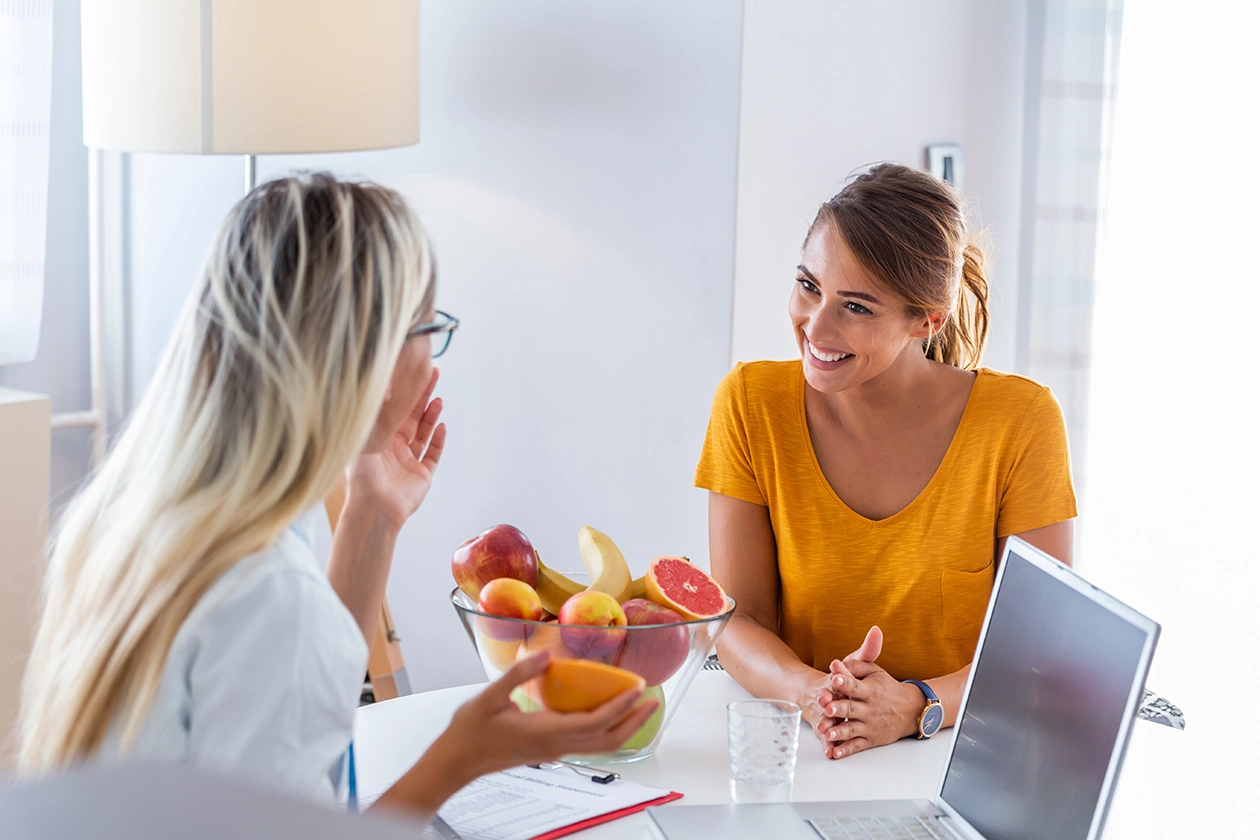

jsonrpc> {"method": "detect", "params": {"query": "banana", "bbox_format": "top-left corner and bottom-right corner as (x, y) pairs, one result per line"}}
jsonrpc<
(577, 525), (634, 603)
(535, 554), (587, 616)
(629, 575), (647, 600)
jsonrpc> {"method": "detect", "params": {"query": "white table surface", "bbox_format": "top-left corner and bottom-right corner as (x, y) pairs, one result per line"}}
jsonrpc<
(358, 671), (949, 838)
(355, 670), (1162, 839)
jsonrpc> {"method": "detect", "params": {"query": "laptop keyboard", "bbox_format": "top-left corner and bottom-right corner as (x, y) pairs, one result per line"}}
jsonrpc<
(808, 815), (952, 840)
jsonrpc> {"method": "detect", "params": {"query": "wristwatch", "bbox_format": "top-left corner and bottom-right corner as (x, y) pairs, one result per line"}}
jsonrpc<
(903, 679), (944, 740)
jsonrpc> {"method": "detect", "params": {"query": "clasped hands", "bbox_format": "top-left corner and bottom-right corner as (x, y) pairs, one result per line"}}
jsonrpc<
(805, 626), (926, 759)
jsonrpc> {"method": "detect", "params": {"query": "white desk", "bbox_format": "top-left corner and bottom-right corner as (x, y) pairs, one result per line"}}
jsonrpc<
(356, 670), (1167, 839)
(357, 671), (950, 838)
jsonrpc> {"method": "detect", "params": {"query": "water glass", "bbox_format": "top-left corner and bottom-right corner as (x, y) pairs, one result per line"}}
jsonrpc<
(727, 699), (802, 803)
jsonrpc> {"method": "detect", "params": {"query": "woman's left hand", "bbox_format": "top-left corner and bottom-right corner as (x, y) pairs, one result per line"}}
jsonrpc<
(815, 658), (923, 759)
(346, 367), (447, 531)
(813, 625), (923, 759)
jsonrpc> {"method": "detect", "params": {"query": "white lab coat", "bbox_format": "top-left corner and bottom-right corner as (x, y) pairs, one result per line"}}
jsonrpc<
(95, 508), (368, 805)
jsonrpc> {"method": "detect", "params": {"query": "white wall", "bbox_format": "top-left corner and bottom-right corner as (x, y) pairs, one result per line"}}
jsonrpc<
(124, 1), (743, 691)
(37, 1), (1034, 695)
(731, 0), (1028, 370)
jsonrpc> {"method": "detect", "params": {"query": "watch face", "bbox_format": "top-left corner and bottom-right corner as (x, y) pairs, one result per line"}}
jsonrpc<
(921, 703), (944, 737)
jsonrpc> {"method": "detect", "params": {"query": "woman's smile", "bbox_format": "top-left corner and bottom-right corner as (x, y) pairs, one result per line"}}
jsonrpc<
(805, 337), (855, 370)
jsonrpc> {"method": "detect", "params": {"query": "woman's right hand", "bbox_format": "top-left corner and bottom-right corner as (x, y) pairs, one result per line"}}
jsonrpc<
(377, 652), (659, 819)
(798, 668), (845, 752)
(441, 653), (659, 777)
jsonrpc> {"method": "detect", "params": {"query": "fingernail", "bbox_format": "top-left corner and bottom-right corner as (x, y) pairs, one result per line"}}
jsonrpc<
(828, 729), (837, 740)
(834, 676), (844, 686)
(829, 705), (839, 716)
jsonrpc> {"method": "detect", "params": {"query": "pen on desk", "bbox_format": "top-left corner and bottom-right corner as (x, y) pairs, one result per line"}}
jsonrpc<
(528, 761), (620, 784)
(347, 742), (358, 814)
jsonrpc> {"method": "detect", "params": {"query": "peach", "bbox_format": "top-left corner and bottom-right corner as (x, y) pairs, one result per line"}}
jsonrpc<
(477, 578), (543, 642)
(558, 591), (628, 658)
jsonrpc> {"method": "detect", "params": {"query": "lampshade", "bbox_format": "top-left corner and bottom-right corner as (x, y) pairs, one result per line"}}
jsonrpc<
(80, 0), (419, 154)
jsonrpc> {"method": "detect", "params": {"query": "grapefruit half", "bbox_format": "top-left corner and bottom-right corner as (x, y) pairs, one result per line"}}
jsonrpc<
(645, 555), (728, 621)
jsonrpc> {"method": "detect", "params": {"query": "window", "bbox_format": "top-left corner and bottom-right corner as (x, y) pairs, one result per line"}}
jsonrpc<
(0, 1), (53, 366)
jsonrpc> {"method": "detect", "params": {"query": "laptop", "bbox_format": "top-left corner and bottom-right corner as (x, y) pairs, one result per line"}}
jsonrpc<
(648, 536), (1160, 840)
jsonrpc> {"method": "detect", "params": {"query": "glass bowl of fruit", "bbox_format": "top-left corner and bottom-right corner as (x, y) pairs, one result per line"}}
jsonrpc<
(449, 524), (735, 764)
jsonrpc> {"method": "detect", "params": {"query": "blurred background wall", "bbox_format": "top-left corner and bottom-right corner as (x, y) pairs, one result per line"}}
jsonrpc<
(13, 0), (1033, 691)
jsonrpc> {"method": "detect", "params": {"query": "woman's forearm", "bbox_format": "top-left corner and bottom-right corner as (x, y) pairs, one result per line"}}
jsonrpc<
(325, 496), (400, 643)
(925, 664), (971, 729)
(717, 614), (823, 708)
(371, 731), (475, 821)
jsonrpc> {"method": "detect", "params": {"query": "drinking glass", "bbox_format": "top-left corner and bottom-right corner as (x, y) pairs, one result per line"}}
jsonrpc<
(727, 699), (802, 803)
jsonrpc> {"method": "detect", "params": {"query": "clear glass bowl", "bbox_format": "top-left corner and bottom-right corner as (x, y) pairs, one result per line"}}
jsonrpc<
(451, 583), (734, 764)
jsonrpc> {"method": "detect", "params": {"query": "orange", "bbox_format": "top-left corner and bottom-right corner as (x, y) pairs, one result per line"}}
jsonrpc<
(645, 555), (728, 621)
(516, 621), (573, 706)
(538, 659), (645, 713)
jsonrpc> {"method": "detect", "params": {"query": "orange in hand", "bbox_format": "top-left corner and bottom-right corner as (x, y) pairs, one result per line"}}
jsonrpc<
(538, 659), (645, 713)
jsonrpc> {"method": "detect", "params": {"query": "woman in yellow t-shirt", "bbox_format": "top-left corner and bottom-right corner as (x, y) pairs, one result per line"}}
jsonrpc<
(696, 164), (1076, 760)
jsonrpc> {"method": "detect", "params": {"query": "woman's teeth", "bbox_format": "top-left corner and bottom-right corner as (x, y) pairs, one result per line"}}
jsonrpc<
(808, 342), (853, 363)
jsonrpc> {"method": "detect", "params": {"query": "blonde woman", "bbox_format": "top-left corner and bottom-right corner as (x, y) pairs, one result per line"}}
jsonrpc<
(18, 174), (655, 820)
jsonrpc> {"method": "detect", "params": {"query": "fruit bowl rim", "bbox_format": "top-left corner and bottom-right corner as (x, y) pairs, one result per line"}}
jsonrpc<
(450, 587), (736, 629)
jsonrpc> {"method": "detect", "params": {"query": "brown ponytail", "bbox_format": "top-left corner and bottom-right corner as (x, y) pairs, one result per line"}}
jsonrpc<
(809, 163), (991, 370)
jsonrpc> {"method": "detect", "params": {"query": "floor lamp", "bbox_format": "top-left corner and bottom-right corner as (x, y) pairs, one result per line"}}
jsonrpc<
(69, 0), (420, 699)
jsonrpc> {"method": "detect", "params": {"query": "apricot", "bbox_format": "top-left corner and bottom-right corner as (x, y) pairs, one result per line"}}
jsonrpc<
(558, 590), (628, 658)
(538, 659), (645, 713)
(477, 578), (544, 642)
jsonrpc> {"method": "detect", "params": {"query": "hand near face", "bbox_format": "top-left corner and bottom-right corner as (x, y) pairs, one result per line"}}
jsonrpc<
(346, 367), (446, 531)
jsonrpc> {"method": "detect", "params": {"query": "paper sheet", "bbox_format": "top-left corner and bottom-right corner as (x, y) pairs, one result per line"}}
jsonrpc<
(428, 765), (672, 840)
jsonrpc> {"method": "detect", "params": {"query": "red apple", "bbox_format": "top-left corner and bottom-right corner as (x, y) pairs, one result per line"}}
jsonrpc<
(477, 578), (544, 642)
(614, 599), (690, 686)
(452, 524), (539, 599)
(558, 591), (628, 658)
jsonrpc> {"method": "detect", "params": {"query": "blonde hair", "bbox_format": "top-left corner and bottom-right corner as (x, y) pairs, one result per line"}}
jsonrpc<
(17, 173), (432, 775)
(810, 163), (990, 370)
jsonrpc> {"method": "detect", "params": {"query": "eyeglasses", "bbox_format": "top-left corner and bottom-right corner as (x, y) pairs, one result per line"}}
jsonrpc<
(406, 310), (459, 358)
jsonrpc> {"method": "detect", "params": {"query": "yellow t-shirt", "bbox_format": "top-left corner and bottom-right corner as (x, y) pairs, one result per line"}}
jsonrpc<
(695, 361), (1077, 681)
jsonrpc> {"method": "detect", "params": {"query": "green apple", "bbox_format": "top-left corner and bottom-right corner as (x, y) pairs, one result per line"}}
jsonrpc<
(511, 686), (541, 712)
(621, 686), (666, 750)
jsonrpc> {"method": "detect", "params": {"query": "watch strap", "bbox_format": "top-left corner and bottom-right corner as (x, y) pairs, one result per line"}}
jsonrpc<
(902, 679), (939, 703)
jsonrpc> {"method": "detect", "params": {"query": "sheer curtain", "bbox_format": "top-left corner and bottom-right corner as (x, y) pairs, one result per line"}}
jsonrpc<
(1082, 1), (1260, 836)
(1016, 0), (1125, 490)
(0, 0), (53, 366)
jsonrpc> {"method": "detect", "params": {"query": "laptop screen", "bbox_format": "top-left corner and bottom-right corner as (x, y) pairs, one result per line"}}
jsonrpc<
(939, 549), (1150, 840)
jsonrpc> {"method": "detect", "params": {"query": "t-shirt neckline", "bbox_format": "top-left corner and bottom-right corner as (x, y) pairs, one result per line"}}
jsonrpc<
(795, 364), (986, 526)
